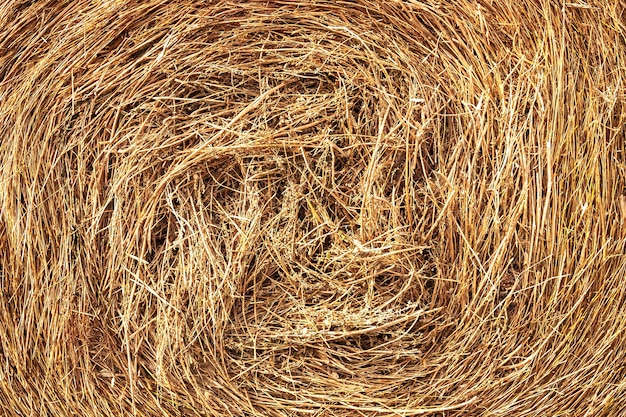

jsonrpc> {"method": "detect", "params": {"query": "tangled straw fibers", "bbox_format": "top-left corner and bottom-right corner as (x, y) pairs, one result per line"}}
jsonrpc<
(1, 0), (626, 416)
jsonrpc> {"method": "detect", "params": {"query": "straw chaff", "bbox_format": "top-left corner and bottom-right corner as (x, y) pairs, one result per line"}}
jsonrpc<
(1, 0), (626, 415)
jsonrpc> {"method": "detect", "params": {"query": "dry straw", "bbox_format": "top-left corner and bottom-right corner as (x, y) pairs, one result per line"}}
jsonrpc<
(1, 0), (625, 416)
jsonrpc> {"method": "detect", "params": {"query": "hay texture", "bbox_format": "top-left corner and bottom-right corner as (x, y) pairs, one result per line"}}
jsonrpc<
(1, 0), (626, 416)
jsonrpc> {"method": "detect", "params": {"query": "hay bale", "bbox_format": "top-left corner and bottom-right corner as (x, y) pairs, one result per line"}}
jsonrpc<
(1, 0), (625, 415)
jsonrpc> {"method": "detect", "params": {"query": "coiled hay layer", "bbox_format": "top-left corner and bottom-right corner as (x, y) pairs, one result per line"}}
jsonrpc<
(1, 0), (626, 416)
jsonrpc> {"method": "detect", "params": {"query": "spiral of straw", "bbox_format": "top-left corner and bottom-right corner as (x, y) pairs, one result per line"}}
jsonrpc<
(1, 0), (626, 416)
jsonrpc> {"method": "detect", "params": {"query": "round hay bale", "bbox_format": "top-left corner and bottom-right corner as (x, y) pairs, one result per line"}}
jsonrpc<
(1, 0), (625, 415)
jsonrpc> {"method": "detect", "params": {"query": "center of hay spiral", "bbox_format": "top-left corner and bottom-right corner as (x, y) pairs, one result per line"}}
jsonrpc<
(85, 2), (454, 409)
